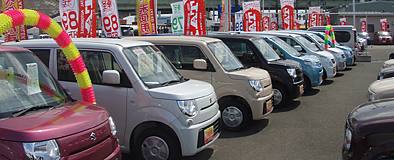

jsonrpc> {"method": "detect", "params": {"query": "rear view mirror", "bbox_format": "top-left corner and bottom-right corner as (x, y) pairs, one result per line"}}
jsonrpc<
(293, 45), (302, 52)
(103, 70), (120, 84)
(194, 59), (207, 70)
(243, 52), (253, 63)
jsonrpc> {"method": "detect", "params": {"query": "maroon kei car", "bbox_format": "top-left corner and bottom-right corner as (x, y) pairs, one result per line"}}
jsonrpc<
(0, 46), (121, 159)
(373, 31), (393, 45)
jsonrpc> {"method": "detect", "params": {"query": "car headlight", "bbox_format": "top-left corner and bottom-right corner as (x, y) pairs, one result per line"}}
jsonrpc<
(320, 56), (333, 66)
(303, 58), (315, 66)
(249, 80), (263, 92)
(177, 100), (197, 117)
(379, 37), (383, 40)
(108, 116), (117, 136)
(23, 140), (60, 160)
(287, 68), (297, 79)
(344, 128), (352, 150)
(368, 92), (375, 101)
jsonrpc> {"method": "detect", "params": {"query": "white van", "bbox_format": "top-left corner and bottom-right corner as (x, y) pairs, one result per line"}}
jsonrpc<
(243, 32), (337, 80)
(4, 38), (221, 159)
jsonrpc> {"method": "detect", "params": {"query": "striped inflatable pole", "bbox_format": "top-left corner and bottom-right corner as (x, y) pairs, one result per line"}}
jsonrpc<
(0, 9), (96, 104)
(324, 25), (336, 51)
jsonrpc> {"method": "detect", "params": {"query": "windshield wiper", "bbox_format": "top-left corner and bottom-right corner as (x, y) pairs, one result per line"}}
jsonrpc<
(12, 104), (59, 118)
(160, 79), (180, 86)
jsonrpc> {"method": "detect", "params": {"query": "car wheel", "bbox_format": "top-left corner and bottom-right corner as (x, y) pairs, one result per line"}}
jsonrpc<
(220, 100), (251, 132)
(323, 68), (327, 80)
(135, 128), (181, 160)
(303, 75), (312, 90)
(273, 84), (289, 108)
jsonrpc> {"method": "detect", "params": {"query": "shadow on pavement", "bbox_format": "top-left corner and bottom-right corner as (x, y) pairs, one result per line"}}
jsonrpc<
(302, 88), (320, 96)
(218, 119), (269, 139)
(335, 73), (344, 77)
(182, 148), (214, 160)
(272, 100), (301, 113)
(343, 67), (353, 71)
(321, 79), (334, 85)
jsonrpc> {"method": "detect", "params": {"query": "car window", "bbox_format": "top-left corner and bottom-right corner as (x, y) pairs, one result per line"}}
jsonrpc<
(222, 40), (262, 64)
(29, 49), (51, 67)
(56, 49), (125, 86)
(335, 31), (351, 43)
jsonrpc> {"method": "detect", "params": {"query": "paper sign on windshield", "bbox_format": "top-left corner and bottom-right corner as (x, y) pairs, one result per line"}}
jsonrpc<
(27, 63), (41, 95)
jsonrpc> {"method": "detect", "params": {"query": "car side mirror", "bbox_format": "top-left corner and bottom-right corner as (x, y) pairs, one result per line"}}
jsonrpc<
(103, 70), (120, 84)
(243, 52), (253, 63)
(194, 59), (207, 70)
(293, 45), (302, 52)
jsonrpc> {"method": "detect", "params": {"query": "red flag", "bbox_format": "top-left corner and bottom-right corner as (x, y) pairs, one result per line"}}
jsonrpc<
(270, 18), (278, 30)
(360, 18), (367, 32)
(308, 7), (320, 28)
(78, 0), (97, 38)
(280, 0), (294, 30)
(243, 1), (261, 32)
(262, 14), (270, 31)
(184, 0), (206, 35)
(340, 18), (346, 25)
(325, 13), (330, 25)
(381, 18), (387, 31)
(150, 0), (157, 34)
(2, 0), (27, 41)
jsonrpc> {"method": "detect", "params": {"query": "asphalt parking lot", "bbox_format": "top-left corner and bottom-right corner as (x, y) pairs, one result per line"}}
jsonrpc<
(123, 45), (393, 160)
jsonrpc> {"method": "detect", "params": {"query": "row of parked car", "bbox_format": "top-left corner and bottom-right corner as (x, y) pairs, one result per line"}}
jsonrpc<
(0, 25), (361, 159)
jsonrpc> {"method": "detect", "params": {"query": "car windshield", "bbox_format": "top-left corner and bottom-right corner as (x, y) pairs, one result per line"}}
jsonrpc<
(270, 37), (301, 57)
(0, 51), (71, 119)
(251, 38), (281, 62)
(310, 34), (326, 47)
(207, 41), (244, 71)
(358, 32), (368, 38)
(379, 32), (390, 36)
(295, 35), (320, 52)
(123, 45), (182, 88)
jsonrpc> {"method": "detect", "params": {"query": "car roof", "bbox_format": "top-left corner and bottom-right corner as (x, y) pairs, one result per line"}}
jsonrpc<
(206, 34), (260, 40)
(0, 45), (31, 52)
(246, 31), (300, 38)
(2, 38), (153, 48)
(123, 35), (222, 44)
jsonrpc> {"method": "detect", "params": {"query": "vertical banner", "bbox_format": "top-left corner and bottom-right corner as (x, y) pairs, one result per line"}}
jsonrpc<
(184, 0), (206, 35)
(308, 6), (320, 28)
(98, 0), (121, 37)
(235, 11), (243, 31)
(360, 18), (367, 32)
(60, 0), (79, 38)
(78, 0), (97, 38)
(242, 1), (261, 32)
(319, 14), (324, 26)
(262, 13), (270, 31)
(381, 18), (387, 31)
(294, 19), (300, 30)
(280, 0), (294, 30)
(270, 17), (278, 30)
(137, 0), (153, 35)
(325, 12), (330, 25)
(150, 0), (157, 34)
(2, 0), (28, 41)
(171, 1), (184, 34)
(340, 18), (346, 25)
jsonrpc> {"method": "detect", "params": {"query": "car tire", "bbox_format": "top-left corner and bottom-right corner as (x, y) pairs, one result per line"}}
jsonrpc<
(273, 84), (289, 108)
(220, 100), (251, 132)
(303, 75), (312, 90)
(323, 68), (327, 81)
(135, 128), (181, 160)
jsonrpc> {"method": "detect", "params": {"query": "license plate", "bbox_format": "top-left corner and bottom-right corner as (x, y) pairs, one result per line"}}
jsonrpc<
(333, 67), (337, 74)
(266, 99), (273, 112)
(352, 58), (355, 64)
(204, 126), (214, 144)
(319, 76), (323, 84)
(383, 41), (386, 43)
(344, 62), (346, 68)
(299, 84), (304, 95)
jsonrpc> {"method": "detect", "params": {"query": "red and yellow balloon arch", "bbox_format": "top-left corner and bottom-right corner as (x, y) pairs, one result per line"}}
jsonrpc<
(0, 9), (96, 104)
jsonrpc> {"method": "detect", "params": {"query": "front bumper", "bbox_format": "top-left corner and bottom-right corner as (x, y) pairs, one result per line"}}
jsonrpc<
(335, 55), (347, 71)
(289, 80), (304, 99)
(305, 66), (324, 87)
(248, 91), (274, 120)
(346, 54), (355, 66)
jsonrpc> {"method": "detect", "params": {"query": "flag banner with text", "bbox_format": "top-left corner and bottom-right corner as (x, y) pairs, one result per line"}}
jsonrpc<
(325, 12), (330, 25)
(340, 18), (346, 25)
(235, 11), (243, 31)
(294, 19), (300, 30)
(262, 13), (270, 31)
(137, 0), (156, 35)
(171, 1), (184, 34)
(381, 18), (387, 31)
(280, 0), (294, 30)
(243, 1), (261, 32)
(60, 0), (79, 38)
(308, 6), (320, 28)
(98, 0), (121, 37)
(270, 17), (278, 30)
(360, 18), (367, 32)
(2, 0), (28, 41)
(184, 0), (206, 35)
(78, 0), (97, 38)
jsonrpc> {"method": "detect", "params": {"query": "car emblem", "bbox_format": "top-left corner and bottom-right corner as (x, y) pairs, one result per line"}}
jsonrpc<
(90, 132), (96, 141)
(209, 98), (212, 103)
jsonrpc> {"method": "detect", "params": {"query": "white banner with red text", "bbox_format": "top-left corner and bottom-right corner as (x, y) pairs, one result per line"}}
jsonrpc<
(270, 17), (278, 30)
(60, 0), (79, 38)
(262, 13), (270, 31)
(98, 0), (121, 37)
(360, 18), (367, 32)
(2, 0), (28, 41)
(340, 18), (346, 25)
(242, 1), (261, 32)
(280, 0), (294, 30)
(381, 18), (387, 31)
(78, 0), (97, 38)
(308, 6), (320, 28)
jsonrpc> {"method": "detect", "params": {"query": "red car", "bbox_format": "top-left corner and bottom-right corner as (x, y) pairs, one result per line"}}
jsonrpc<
(374, 31), (393, 44)
(0, 46), (121, 159)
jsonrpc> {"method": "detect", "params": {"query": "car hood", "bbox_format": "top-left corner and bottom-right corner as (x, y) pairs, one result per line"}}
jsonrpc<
(380, 67), (394, 75)
(268, 59), (301, 69)
(348, 98), (394, 136)
(316, 50), (335, 59)
(0, 101), (109, 142)
(148, 79), (214, 100)
(227, 67), (270, 80)
(328, 48), (345, 55)
(384, 59), (394, 67)
(369, 78), (394, 99)
(336, 45), (352, 51)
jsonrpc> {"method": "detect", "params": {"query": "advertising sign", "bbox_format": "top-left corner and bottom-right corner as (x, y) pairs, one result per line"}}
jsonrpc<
(98, 0), (121, 37)
(2, 0), (27, 41)
(262, 13), (270, 31)
(325, 12), (330, 25)
(242, 1), (261, 32)
(340, 18), (346, 25)
(308, 6), (320, 28)
(60, 0), (79, 38)
(235, 11), (243, 31)
(184, 0), (206, 35)
(360, 18), (367, 32)
(280, 0), (294, 30)
(171, 1), (184, 34)
(78, 0), (97, 38)
(270, 17), (278, 30)
(381, 18), (387, 31)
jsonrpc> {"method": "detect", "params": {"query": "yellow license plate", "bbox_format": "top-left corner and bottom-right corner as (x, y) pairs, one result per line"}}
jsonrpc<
(319, 76), (323, 84)
(334, 67), (337, 74)
(344, 62), (346, 68)
(266, 99), (273, 112)
(352, 58), (355, 64)
(299, 84), (304, 94)
(204, 126), (214, 144)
